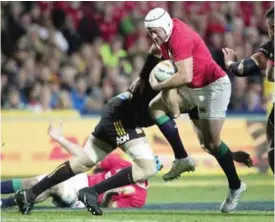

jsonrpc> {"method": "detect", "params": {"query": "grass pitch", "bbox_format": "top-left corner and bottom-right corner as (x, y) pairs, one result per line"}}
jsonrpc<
(1, 174), (274, 222)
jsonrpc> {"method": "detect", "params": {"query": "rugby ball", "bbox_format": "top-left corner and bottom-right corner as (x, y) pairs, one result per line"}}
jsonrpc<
(152, 60), (177, 82)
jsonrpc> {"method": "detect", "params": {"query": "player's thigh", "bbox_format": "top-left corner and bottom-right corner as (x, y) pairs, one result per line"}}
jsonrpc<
(193, 75), (231, 120)
(69, 134), (114, 173)
(82, 134), (113, 165)
(199, 119), (225, 149)
(149, 92), (170, 118)
(160, 89), (181, 118)
(121, 136), (155, 161)
(121, 137), (157, 179)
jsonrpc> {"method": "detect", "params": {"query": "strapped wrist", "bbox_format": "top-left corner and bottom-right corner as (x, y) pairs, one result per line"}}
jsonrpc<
(226, 61), (234, 69)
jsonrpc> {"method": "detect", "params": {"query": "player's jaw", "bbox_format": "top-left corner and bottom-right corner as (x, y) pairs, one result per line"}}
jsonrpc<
(148, 27), (167, 45)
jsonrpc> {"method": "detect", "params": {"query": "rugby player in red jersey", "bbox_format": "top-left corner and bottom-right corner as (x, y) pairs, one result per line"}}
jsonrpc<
(1, 153), (149, 209)
(144, 8), (246, 213)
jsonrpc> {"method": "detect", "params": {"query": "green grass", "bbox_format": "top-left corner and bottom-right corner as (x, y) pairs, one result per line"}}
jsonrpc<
(1, 174), (274, 222)
(1, 210), (274, 222)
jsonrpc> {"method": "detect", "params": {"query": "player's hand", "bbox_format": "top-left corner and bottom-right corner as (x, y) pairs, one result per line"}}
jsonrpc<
(222, 48), (237, 69)
(149, 72), (161, 91)
(128, 77), (141, 93)
(232, 151), (253, 168)
(48, 122), (63, 141)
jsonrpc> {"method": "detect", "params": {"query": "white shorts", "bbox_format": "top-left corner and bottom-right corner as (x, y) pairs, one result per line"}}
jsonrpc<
(37, 173), (88, 208)
(179, 75), (231, 119)
(53, 173), (88, 208)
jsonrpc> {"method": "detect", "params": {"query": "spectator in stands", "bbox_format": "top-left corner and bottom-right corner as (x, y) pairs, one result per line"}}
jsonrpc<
(1, 1), (273, 114)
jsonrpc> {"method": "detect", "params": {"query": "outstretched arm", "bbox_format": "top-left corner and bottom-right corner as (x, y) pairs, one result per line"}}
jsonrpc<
(48, 123), (84, 157)
(223, 41), (274, 77)
(223, 48), (267, 77)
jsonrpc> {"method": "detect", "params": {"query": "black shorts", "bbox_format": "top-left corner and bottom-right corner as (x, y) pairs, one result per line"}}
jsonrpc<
(92, 96), (146, 149)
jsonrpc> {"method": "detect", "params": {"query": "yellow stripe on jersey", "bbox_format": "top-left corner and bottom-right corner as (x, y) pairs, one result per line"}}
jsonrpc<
(118, 121), (126, 135)
(114, 122), (123, 136)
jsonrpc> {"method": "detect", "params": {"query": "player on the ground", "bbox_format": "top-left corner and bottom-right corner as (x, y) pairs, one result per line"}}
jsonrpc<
(222, 7), (274, 173)
(144, 7), (246, 213)
(2, 149), (158, 209)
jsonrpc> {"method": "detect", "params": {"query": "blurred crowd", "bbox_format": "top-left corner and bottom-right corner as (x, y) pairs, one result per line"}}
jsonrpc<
(1, 1), (273, 114)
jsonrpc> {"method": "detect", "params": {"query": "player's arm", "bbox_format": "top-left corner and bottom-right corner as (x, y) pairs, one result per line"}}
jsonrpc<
(223, 48), (267, 77)
(150, 37), (194, 91)
(48, 123), (84, 157)
(101, 186), (140, 208)
(100, 189), (119, 207)
(154, 58), (193, 91)
(231, 151), (253, 167)
(128, 44), (162, 94)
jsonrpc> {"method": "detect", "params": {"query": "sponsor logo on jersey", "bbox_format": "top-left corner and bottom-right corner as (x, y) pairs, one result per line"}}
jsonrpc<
(116, 134), (130, 145)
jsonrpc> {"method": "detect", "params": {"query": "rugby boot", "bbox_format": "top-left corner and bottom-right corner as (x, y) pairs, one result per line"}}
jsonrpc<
(78, 187), (102, 216)
(14, 189), (34, 214)
(163, 156), (196, 181)
(220, 181), (247, 213)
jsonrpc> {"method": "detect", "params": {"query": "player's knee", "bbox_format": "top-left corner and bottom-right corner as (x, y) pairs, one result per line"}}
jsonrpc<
(202, 134), (221, 152)
(132, 159), (157, 182)
(138, 160), (157, 180)
(149, 97), (166, 119)
(22, 177), (39, 189)
(203, 140), (219, 152)
(69, 156), (93, 174)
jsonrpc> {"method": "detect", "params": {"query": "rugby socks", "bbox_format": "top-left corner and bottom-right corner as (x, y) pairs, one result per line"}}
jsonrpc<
(26, 161), (75, 202)
(268, 149), (274, 173)
(212, 142), (241, 190)
(92, 166), (133, 195)
(1, 179), (23, 194)
(1, 196), (16, 208)
(155, 115), (188, 159)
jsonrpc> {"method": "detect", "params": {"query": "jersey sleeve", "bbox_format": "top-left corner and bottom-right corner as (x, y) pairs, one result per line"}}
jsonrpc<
(257, 41), (274, 61)
(100, 154), (131, 171)
(111, 186), (146, 208)
(169, 33), (194, 62)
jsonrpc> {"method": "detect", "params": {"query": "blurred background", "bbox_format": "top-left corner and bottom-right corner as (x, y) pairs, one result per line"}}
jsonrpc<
(1, 1), (274, 176)
(1, 1), (274, 114)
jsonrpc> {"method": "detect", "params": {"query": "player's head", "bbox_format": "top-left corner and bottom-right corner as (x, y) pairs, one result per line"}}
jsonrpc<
(144, 8), (173, 45)
(265, 7), (274, 40)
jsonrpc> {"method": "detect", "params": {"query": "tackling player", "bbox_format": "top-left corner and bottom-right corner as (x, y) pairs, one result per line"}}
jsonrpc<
(14, 46), (175, 215)
(223, 7), (274, 173)
(144, 8), (246, 213)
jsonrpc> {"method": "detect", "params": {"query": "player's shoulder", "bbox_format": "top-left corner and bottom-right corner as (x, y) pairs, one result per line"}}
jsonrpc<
(170, 18), (195, 42)
(171, 18), (188, 34)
